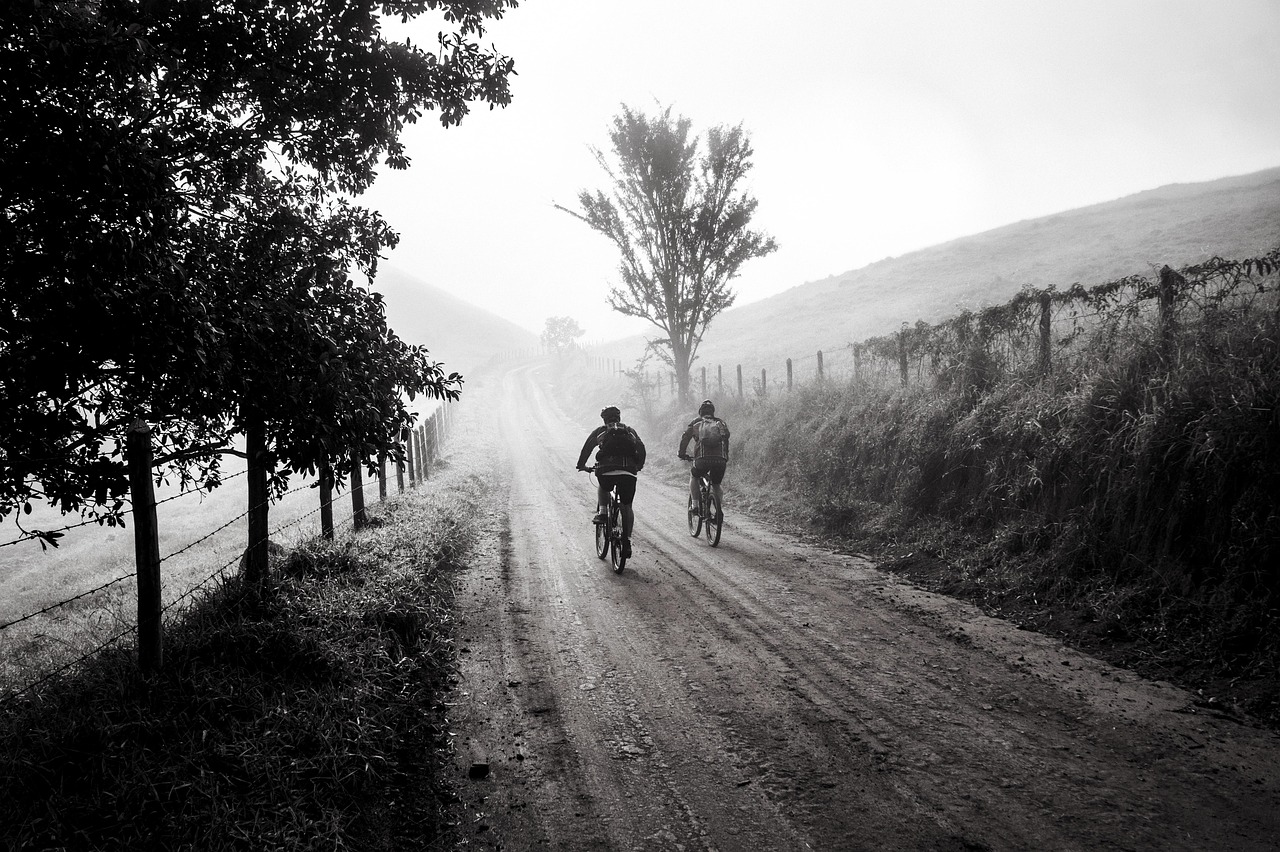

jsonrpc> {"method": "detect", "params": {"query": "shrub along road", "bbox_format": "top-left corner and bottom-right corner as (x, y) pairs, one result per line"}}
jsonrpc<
(447, 361), (1280, 851)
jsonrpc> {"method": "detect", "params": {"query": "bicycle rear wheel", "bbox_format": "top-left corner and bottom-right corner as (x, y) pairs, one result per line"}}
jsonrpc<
(704, 493), (722, 547)
(610, 503), (626, 571)
(687, 494), (702, 537)
(594, 515), (609, 559)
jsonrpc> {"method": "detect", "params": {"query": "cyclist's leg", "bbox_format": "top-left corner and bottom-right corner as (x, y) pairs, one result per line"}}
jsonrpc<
(595, 479), (611, 521)
(707, 461), (727, 520)
(689, 467), (701, 508)
(614, 476), (637, 541)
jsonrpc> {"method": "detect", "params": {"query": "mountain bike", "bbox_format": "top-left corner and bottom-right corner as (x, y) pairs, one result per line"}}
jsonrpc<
(583, 466), (626, 572)
(681, 457), (722, 547)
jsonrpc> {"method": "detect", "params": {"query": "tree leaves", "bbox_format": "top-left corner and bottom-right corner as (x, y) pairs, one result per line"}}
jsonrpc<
(558, 104), (776, 401)
(0, 0), (514, 524)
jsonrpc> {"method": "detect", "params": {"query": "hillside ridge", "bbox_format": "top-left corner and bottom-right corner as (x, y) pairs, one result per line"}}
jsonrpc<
(595, 165), (1280, 371)
(371, 265), (539, 376)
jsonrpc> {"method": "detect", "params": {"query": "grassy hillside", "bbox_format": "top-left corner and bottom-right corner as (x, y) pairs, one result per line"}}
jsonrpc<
(594, 166), (1280, 373)
(372, 265), (539, 376)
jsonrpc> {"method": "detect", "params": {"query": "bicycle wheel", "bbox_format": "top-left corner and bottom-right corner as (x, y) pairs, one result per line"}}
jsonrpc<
(687, 493), (702, 537)
(594, 514), (609, 559)
(610, 504), (626, 571)
(704, 493), (722, 547)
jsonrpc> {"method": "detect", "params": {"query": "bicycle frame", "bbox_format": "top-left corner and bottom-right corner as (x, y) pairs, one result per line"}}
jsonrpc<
(682, 459), (722, 547)
(585, 467), (626, 571)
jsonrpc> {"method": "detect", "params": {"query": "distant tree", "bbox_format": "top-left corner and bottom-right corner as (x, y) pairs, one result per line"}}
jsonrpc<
(557, 104), (776, 404)
(541, 316), (585, 357)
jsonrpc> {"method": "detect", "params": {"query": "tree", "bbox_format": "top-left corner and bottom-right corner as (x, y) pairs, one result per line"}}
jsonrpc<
(541, 316), (585, 357)
(0, 0), (514, 536)
(557, 104), (776, 404)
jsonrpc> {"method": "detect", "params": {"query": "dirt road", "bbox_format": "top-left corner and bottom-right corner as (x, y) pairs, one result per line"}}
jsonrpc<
(449, 363), (1280, 851)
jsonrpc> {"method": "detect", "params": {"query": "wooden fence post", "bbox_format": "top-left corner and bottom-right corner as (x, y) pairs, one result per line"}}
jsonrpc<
(701, 366), (707, 398)
(245, 411), (270, 592)
(817, 350), (824, 382)
(786, 358), (793, 391)
(319, 461), (335, 540)
(1158, 265), (1182, 360)
(419, 424), (430, 481)
(1039, 291), (1052, 376)
(126, 419), (162, 674)
(405, 431), (416, 487)
(761, 368), (767, 397)
(416, 426), (426, 480)
(717, 365), (723, 395)
(350, 449), (367, 530)
(396, 430), (407, 494)
(378, 452), (387, 501)
(898, 329), (910, 387)
(736, 364), (744, 399)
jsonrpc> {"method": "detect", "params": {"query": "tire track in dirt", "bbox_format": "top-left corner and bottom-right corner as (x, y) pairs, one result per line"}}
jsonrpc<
(450, 362), (1280, 851)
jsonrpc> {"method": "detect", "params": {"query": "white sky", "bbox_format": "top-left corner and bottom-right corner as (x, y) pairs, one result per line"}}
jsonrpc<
(361, 0), (1280, 343)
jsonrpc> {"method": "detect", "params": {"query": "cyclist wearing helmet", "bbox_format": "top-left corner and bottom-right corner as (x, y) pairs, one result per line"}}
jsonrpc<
(576, 405), (646, 559)
(678, 399), (730, 522)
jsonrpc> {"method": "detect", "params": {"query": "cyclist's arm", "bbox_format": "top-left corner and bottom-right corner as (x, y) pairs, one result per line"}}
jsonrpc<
(576, 428), (601, 469)
(677, 422), (696, 457)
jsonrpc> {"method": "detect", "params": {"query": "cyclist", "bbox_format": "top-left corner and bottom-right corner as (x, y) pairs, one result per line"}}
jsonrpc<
(677, 399), (730, 522)
(576, 405), (646, 559)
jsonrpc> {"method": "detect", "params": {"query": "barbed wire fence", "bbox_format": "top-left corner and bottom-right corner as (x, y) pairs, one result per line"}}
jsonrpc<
(583, 249), (1280, 402)
(0, 401), (457, 705)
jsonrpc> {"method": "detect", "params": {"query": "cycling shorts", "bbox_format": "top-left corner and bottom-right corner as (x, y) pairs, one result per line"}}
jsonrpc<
(598, 471), (637, 504)
(691, 457), (726, 485)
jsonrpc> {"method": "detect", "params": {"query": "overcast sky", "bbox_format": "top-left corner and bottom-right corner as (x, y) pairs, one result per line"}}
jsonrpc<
(361, 0), (1280, 343)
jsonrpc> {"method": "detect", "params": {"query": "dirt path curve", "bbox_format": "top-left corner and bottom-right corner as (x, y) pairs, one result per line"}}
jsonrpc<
(449, 362), (1280, 851)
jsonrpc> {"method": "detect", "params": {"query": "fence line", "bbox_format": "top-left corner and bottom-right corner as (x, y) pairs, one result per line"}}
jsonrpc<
(0, 401), (458, 696)
(585, 250), (1280, 400)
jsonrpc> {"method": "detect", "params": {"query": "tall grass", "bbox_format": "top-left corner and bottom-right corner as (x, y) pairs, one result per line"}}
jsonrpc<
(729, 296), (1280, 717)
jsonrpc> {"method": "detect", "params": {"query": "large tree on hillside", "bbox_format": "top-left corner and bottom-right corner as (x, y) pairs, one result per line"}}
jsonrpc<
(0, 0), (513, 533)
(558, 104), (777, 404)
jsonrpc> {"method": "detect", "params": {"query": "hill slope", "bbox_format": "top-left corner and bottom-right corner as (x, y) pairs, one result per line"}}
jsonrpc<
(602, 166), (1280, 371)
(371, 265), (538, 376)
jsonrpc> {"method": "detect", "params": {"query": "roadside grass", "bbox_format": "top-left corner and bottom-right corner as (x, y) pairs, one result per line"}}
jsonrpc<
(0, 475), (484, 850)
(723, 306), (1280, 727)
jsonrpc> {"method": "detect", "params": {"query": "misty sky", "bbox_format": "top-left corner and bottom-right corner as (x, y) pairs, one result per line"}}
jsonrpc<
(361, 0), (1280, 343)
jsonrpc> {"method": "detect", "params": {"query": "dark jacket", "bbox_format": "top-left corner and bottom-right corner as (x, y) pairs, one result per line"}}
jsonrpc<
(678, 415), (730, 461)
(577, 422), (646, 474)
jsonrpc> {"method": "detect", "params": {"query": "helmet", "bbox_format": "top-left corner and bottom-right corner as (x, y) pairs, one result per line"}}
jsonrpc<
(600, 405), (621, 423)
(698, 399), (715, 416)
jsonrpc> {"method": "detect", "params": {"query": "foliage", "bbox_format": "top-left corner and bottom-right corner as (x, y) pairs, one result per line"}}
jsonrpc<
(540, 315), (585, 357)
(727, 250), (1280, 719)
(0, 0), (516, 534)
(0, 485), (481, 850)
(558, 104), (776, 404)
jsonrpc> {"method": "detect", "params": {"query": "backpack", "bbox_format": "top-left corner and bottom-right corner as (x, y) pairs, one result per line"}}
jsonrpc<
(597, 421), (638, 458)
(697, 416), (727, 451)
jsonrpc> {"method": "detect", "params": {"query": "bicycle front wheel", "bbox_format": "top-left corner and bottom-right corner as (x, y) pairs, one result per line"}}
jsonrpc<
(704, 494), (722, 547)
(687, 494), (702, 537)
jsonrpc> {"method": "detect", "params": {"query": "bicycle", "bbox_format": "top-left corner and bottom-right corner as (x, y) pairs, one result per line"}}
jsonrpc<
(582, 466), (626, 572)
(680, 457), (722, 547)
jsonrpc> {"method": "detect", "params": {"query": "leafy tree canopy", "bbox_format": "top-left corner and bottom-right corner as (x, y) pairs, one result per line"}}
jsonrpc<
(0, 0), (514, 532)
